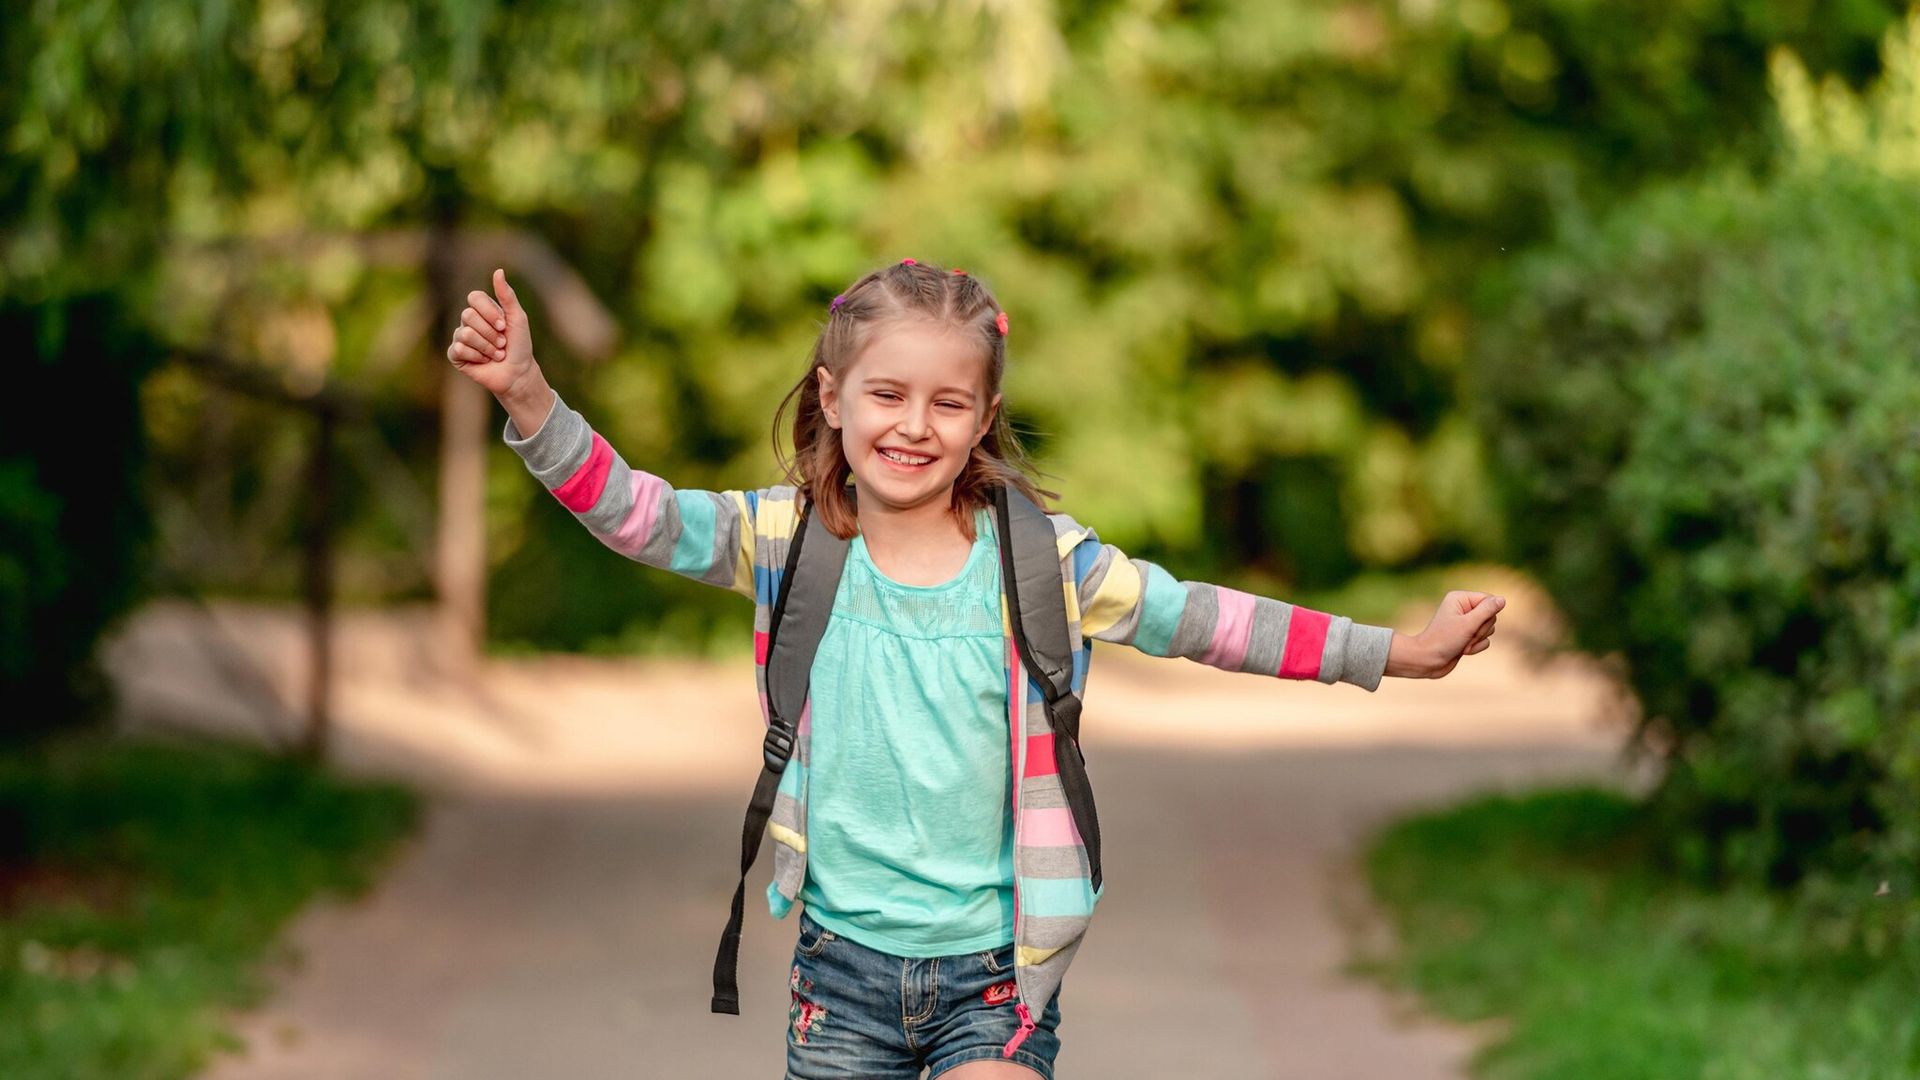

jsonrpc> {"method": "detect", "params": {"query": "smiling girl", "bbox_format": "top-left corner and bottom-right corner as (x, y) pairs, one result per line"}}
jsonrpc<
(446, 258), (1504, 1079)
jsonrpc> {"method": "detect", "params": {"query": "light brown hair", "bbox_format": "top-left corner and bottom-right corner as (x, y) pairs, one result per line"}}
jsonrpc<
(771, 259), (1058, 541)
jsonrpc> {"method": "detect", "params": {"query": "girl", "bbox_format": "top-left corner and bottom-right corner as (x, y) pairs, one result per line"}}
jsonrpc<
(445, 260), (1504, 1079)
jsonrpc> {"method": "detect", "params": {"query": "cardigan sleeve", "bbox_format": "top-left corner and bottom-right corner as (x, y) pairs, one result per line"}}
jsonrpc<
(502, 388), (758, 601)
(1059, 518), (1396, 692)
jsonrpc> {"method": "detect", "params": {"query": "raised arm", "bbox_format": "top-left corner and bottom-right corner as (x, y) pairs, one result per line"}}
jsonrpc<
(1057, 518), (1504, 687)
(448, 269), (756, 600)
(501, 384), (757, 599)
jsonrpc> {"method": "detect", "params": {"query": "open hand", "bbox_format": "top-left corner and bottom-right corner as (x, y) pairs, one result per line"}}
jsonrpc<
(1386, 590), (1505, 679)
(445, 268), (537, 398)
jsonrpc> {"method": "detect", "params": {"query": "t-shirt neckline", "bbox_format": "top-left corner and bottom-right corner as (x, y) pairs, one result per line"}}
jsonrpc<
(852, 508), (995, 594)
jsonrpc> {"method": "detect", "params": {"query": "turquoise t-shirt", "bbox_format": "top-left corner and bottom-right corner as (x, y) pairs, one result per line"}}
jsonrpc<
(793, 507), (1016, 957)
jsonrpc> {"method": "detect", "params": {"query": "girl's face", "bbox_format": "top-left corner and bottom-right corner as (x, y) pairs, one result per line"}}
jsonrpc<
(817, 319), (1002, 518)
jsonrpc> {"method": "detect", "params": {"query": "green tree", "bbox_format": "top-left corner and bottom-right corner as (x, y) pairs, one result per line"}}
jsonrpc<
(1470, 12), (1920, 885)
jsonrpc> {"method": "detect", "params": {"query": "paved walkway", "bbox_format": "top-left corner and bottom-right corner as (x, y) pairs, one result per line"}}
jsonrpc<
(102, 583), (1637, 1079)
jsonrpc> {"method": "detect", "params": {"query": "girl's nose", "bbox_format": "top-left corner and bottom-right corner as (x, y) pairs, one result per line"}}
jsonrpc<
(896, 409), (933, 440)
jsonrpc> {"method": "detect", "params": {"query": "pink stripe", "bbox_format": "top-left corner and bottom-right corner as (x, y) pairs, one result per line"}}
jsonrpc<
(1278, 607), (1331, 679)
(755, 630), (770, 666)
(1022, 806), (1082, 847)
(1199, 587), (1256, 670)
(608, 471), (668, 557)
(552, 432), (613, 512)
(1025, 733), (1057, 777)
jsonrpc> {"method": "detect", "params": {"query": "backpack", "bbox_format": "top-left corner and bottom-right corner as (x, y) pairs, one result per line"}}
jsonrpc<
(709, 482), (1104, 1014)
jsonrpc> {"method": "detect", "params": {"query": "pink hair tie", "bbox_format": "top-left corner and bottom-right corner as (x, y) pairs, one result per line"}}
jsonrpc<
(951, 268), (967, 276)
(901, 258), (917, 266)
(830, 294), (846, 312)
(995, 311), (1009, 336)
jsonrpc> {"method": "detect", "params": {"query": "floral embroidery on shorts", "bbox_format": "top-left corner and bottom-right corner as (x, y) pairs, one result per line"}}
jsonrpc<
(982, 979), (1017, 1006)
(789, 964), (828, 1044)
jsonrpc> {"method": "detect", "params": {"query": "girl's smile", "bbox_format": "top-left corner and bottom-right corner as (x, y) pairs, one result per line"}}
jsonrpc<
(876, 446), (936, 468)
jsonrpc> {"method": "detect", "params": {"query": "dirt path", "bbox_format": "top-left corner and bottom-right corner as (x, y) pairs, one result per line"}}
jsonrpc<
(102, 585), (1637, 1079)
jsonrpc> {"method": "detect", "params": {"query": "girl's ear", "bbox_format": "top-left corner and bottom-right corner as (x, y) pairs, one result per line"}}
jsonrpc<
(816, 367), (840, 429)
(975, 393), (1002, 446)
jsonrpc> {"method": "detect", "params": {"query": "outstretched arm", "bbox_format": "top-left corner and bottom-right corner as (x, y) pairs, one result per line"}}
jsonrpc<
(1063, 525), (1502, 689)
(449, 269), (757, 600)
(500, 384), (758, 599)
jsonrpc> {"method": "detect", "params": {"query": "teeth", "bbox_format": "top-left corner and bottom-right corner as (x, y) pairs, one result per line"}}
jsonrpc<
(880, 448), (933, 465)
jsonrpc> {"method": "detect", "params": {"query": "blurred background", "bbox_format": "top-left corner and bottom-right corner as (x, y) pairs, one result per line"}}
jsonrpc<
(4, 0), (1918, 1076)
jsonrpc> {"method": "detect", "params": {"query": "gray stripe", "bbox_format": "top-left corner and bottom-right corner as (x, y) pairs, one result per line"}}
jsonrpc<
(1166, 580), (1217, 659)
(502, 391), (593, 486)
(772, 845), (804, 900)
(1315, 615), (1349, 685)
(698, 490), (738, 586)
(1020, 842), (1087, 880)
(772, 792), (802, 831)
(1020, 773), (1068, 809)
(1325, 619), (1393, 691)
(635, 488), (684, 565)
(1022, 914), (1090, 951)
(579, 454), (634, 535)
(1047, 512), (1088, 543)
(1241, 596), (1294, 675)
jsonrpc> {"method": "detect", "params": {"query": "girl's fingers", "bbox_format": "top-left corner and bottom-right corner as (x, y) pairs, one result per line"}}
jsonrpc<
(468, 289), (507, 331)
(493, 268), (520, 315)
(455, 326), (505, 359)
(448, 341), (486, 365)
(1465, 638), (1491, 655)
(462, 308), (507, 348)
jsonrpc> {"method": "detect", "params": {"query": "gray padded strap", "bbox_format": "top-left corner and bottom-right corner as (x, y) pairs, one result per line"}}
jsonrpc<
(995, 484), (1076, 715)
(766, 497), (848, 767)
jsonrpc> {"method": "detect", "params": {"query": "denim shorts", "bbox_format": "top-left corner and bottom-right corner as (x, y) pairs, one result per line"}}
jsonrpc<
(784, 909), (1065, 1079)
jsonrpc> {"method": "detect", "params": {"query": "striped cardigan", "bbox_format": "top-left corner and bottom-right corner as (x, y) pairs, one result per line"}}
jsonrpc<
(504, 390), (1396, 1056)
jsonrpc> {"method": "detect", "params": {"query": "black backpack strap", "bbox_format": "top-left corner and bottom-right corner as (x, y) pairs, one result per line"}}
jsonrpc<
(993, 484), (1103, 889)
(711, 494), (849, 1014)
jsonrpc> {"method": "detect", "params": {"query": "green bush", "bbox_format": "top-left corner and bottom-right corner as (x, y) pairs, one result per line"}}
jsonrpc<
(1470, 23), (1920, 886)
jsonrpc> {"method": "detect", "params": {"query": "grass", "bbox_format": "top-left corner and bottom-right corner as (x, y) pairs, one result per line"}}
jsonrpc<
(1357, 787), (1920, 1080)
(0, 727), (422, 1080)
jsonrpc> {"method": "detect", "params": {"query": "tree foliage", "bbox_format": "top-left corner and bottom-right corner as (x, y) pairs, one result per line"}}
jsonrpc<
(1473, 13), (1920, 885)
(1, 0), (1905, 660)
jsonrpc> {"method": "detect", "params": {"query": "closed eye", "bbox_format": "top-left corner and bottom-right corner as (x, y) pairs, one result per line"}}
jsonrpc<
(872, 391), (967, 409)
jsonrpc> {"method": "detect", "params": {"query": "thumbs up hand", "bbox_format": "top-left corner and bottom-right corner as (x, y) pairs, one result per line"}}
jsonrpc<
(446, 268), (539, 398)
(1384, 591), (1506, 679)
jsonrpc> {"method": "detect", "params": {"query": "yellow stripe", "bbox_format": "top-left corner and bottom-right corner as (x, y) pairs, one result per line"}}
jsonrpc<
(1016, 943), (1062, 967)
(768, 821), (807, 853)
(1079, 554), (1142, 637)
(1055, 530), (1085, 560)
(760, 496), (799, 542)
(728, 490), (756, 598)
(1062, 580), (1078, 622)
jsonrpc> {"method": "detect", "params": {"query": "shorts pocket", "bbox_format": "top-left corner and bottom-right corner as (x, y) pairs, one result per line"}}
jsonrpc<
(796, 915), (836, 958)
(978, 942), (1013, 974)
